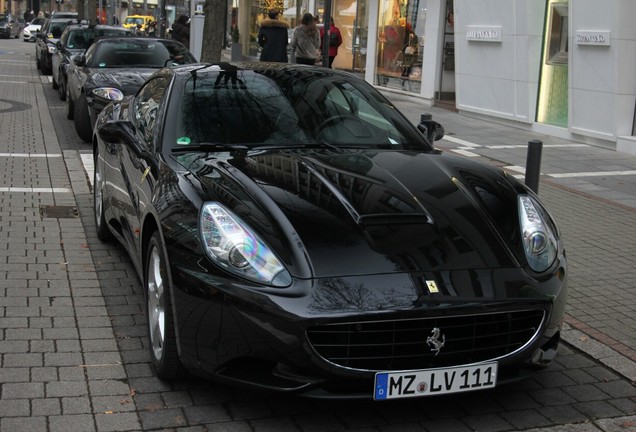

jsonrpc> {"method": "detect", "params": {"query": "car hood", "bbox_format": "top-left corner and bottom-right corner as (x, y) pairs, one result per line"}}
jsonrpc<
(25, 24), (41, 31)
(182, 149), (526, 278)
(87, 68), (156, 94)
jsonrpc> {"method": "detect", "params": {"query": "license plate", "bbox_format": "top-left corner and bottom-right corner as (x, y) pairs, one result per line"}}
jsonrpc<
(374, 362), (497, 400)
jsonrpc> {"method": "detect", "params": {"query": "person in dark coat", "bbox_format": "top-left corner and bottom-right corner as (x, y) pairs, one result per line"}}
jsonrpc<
(319, 17), (343, 68)
(172, 15), (190, 46)
(257, 9), (289, 63)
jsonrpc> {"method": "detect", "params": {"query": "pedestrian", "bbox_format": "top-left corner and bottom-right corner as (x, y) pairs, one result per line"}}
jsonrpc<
(257, 9), (289, 63)
(146, 20), (157, 37)
(290, 13), (320, 66)
(171, 15), (190, 46)
(319, 17), (342, 68)
(112, 15), (119, 25)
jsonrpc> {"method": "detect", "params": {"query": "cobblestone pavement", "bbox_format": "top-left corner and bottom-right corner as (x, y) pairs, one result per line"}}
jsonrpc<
(1, 38), (636, 431)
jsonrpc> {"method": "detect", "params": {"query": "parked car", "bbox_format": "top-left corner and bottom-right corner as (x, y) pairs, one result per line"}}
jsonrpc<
(35, 18), (75, 74)
(0, 13), (20, 38)
(23, 17), (46, 42)
(52, 24), (132, 101)
(93, 63), (568, 399)
(50, 11), (79, 20)
(66, 37), (195, 142)
(122, 15), (154, 32)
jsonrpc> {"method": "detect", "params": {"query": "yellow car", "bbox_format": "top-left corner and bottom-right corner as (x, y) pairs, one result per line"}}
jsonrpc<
(122, 15), (154, 32)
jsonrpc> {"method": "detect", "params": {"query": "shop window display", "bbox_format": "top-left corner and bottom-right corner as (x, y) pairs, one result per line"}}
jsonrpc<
(376, 0), (425, 92)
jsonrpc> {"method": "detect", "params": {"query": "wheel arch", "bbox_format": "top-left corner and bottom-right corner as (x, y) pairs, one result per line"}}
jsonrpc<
(141, 213), (184, 357)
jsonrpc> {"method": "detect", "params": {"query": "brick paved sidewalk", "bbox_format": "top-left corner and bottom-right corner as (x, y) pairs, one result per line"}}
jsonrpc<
(1, 39), (635, 431)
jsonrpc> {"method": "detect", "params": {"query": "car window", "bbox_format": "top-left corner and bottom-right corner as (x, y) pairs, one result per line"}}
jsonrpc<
(92, 40), (195, 68)
(325, 84), (401, 137)
(48, 21), (69, 38)
(176, 69), (431, 150)
(84, 43), (97, 64)
(32, 18), (46, 26)
(66, 28), (129, 50)
(134, 77), (168, 144)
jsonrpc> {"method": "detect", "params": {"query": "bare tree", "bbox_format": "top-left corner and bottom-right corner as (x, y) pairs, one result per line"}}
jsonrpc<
(200, 0), (226, 63)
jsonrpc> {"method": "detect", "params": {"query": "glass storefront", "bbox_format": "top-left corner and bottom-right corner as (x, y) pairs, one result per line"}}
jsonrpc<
(374, 0), (426, 93)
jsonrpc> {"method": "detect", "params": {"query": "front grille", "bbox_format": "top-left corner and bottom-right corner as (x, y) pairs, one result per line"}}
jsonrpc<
(306, 310), (545, 371)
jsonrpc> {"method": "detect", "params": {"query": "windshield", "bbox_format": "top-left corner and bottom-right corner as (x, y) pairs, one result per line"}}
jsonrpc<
(92, 39), (195, 68)
(31, 18), (46, 26)
(175, 68), (431, 150)
(124, 17), (145, 25)
(66, 28), (129, 49)
(49, 21), (70, 38)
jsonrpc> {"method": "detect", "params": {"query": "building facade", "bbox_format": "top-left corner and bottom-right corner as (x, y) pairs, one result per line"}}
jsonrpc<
(234, 0), (636, 152)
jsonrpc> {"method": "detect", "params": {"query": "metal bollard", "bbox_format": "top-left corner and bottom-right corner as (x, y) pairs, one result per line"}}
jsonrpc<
(525, 140), (543, 194)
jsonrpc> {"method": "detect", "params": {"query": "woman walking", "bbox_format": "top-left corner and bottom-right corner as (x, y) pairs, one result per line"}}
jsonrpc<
(290, 13), (320, 65)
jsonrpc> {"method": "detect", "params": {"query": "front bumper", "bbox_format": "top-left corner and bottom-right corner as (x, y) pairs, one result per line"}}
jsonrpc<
(169, 253), (567, 398)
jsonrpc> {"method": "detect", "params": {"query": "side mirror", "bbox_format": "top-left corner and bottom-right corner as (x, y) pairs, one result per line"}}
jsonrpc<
(56, 41), (62, 49)
(417, 113), (445, 142)
(72, 53), (87, 66)
(97, 120), (136, 145)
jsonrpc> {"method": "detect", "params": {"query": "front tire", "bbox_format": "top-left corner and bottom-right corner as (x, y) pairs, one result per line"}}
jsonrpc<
(93, 149), (112, 241)
(145, 232), (183, 380)
(58, 74), (66, 101)
(74, 96), (92, 142)
(66, 88), (74, 120)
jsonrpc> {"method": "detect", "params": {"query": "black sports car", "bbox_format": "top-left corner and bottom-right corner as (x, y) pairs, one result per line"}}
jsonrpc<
(93, 63), (567, 399)
(66, 37), (195, 142)
(35, 18), (74, 74)
(52, 24), (132, 101)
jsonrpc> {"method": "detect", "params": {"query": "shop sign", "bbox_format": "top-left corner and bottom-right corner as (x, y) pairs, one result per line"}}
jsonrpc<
(575, 31), (610, 46)
(466, 26), (502, 42)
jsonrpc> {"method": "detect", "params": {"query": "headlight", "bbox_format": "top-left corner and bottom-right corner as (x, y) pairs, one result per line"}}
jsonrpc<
(47, 45), (57, 54)
(92, 87), (124, 101)
(518, 195), (558, 272)
(200, 203), (292, 287)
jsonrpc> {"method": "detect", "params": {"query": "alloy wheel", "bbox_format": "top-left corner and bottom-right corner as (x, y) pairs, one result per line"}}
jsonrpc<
(147, 246), (165, 362)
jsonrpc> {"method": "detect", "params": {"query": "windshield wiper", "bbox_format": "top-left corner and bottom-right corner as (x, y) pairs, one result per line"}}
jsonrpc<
(170, 143), (249, 153)
(252, 142), (368, 152)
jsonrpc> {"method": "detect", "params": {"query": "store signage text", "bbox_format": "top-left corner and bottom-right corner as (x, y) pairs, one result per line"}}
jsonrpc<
(575, 31), (611, 46)
(466, 26), (502, 42)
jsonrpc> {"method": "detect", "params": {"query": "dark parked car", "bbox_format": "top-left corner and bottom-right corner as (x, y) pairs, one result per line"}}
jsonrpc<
(35, 18), (75, 74)
(92, 63), (568, 399)
(0, 13), (21, 38)
(52, 24), (132, 101)
(66, 37), (195, 142)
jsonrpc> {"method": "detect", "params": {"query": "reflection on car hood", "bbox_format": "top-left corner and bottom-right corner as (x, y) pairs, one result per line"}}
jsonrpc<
(87, 69), (156, 94)
(187, 149), (525, 278)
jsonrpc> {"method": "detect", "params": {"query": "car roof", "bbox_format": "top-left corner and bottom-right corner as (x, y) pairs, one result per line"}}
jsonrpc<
(93, 36), (175, 44)
(169, 62), (359, 80)
(65, 24), (126, 31)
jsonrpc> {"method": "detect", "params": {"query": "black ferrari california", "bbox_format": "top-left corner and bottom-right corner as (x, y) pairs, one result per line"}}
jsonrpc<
(93, 63), (567, 399)
(66, 37), (196, 142)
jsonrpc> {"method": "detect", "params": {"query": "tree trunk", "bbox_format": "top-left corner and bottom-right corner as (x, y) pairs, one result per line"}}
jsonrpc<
(87, 0), (97, 25)
(200, 0), (226, 63)
(77, 0), (85, 22)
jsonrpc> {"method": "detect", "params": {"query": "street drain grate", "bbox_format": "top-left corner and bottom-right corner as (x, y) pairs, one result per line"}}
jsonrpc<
(40, 205), (80, 218)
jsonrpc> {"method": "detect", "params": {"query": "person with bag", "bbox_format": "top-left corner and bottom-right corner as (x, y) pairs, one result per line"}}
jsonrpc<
(402, 30), (418, 77)
(290, 13), (321, 65)
(319, 17), (342, 68)
(258, 9), (290, 63)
